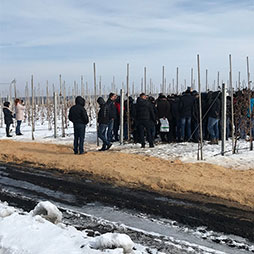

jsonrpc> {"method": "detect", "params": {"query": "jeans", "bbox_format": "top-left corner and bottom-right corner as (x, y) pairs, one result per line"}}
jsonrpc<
(137, 120), (153, 146)
(207, 117), (219, 140)
(107, 119), (114, 142)
(16, 120), (22, 134)
(98, 124), (110, 147)
(180, 117), (192, 141)
(73, 123), (86, 153)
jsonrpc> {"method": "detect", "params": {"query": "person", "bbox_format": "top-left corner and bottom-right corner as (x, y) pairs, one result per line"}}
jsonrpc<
(15, 98), (25, 135)
(105, 93), (117, 142)
(135, 93), (155, 148)
(156, 94), (171, 143)
(97, 97), (112, 151)
(207, 91), (221, 144)
(3, 101), (14, 137)
(68, 96), (89, 154)
(179, 89), (195, 142)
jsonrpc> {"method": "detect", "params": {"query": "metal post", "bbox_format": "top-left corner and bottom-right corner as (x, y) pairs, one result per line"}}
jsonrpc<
(206, 69), (208, 92)
(120, 89), (124, 145)
(144, 67), (147, 94)
(126, 64), (130, 141)
(229, 55), (235, 153)
(176, 67), (179, 94)
(221, 83), (226, 155)
(162, 66), (165, 94)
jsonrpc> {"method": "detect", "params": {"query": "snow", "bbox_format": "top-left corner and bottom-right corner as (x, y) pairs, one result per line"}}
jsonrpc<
(0, 201), (149, 254)
(0, 117), (254, 170)
(31, 201), (62, 224)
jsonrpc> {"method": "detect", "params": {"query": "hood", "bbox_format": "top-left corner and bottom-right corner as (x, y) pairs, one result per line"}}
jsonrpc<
(97, 97), (105, 106)
(75, 96), (85, 106)
(137, 97), (148, 106)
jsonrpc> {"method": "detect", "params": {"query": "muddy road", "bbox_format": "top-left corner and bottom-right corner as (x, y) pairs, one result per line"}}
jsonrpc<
(0, 162), (253, 253)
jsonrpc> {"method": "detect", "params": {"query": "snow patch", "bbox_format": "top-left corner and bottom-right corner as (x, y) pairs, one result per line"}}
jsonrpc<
(90, 233), (134, 253)
(31, 201), (62, 224)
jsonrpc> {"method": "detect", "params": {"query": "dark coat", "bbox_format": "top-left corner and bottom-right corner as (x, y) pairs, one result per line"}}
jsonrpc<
(106, 98), (117, 120)
(3, 107), (13, 125)
(170, 96), (181, 121)
(135, 97), (156, 123)
(179, 93), (195, 118)
(97, 97), (110, 125)
(68, 96), (89, 125)
(156, 97), (171, 120)
(207, 92), (221, 119)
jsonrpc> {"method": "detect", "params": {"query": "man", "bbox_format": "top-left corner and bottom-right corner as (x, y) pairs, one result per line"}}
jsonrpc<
(68, 96), (89, 154)
(135, 93), (155, 148)
(97, 97), (112, 151)
(105, 93), (117, 142)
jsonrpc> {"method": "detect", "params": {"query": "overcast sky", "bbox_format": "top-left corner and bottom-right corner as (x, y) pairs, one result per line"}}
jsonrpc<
(0, 0), (254, 95)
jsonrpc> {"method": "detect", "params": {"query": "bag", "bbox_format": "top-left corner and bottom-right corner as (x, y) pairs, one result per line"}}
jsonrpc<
(159, 118), (169, 132)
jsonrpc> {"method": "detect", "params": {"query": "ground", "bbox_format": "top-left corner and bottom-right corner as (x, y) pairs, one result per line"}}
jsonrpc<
(0, 140), (253, 210)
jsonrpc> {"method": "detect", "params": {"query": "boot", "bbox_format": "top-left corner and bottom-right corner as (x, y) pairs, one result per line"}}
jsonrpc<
(208, 139), (217, 145)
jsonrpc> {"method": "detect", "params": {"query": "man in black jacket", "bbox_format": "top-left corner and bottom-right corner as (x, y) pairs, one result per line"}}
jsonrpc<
(105, 93), (117, 142)
(97, 97), (112, 151)
(68, 96), (89, 154)
(135, 93), (155, 148)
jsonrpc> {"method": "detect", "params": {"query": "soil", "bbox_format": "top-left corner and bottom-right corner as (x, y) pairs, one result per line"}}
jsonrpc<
(0, 140), (253, 210)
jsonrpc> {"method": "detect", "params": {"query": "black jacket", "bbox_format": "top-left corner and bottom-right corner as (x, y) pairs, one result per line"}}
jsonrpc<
(106, 98), (117, 120)
(207, 92), (221, 119)
(179, 93), (195, 118)
(156, 97), (171, 120)
(68, 96), (89, 125)
(135, 97), (155, 122)
(97, 97), (110, 124)
(170, 96), (181, 121)
(3, 107), (13, 125)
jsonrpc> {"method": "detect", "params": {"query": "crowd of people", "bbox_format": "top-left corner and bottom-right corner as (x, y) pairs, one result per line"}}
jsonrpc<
(3, 88), (254, 155)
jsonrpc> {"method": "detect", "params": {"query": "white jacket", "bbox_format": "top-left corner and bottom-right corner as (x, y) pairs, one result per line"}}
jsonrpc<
(15, 103), (25, 121)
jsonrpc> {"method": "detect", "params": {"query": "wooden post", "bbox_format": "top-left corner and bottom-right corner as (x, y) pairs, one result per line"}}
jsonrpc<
(197, 55), (203, 160)
(126, 63), (130, 141)
(176, 67), (179, 94)
(31, 75), (35, 140)
(120, 89), (124, 145)
(247, 56), (253, 150)
(59, 74), (65, 137)
(162, 66), (165, 94)
(93, 63), (99, 146)
(191, 68), (194, 90)
(141, 78), (143, 93)
(81, 76), (85, 98)
(229, 55), (235, 153)
(53, 91), (57, 139)
(99, 76), (102, 96)
(132, 82), (135, 97)
(144, 67), (147, 94)
(238, 71), (241, 90)
(221, 83), (226, 155)
(217, 71), (220, 90)
(206, 69), (208, 92)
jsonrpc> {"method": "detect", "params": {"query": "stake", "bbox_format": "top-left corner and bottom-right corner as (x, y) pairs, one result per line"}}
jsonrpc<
(53, 91), (57, 139)
(144, 67), (147, 94)
(126, 63), (130, 141)
(93, 63), (99, 146)
(120, 89), (124, 145)
(197, 55), (203, 160)
(206, 69), (208, 92)
(247, 56), (253, 150)
(217, 71), (220, 90)
(191, 68), (194, 90)
(60, 74), (65, 137)
(162, 66), (165, 94)
(31, 75), (35, 140)
(221, 83), (226, 155)
(229, 55), (235, 153)
(176, 67), (179, 94)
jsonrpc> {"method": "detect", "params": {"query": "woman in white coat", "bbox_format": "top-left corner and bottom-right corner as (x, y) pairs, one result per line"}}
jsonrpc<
(15, 98), (25, 135)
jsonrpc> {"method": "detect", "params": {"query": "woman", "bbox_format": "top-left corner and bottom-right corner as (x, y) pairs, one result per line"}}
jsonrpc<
(15, 98), (25, 135)
(3, 101), (14, 137)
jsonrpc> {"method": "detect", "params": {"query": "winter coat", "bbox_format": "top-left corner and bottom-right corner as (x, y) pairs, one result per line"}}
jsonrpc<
(207, 92), (221, 119)
(156, 97), (171, 120)
(179, 93), (195, 118)
(3, 107), (13, 125)
(170, 97), (181, 121)
(15, 103), (25, 121)
(68, 96), (89, 125)
(97, 97), (110, 125)
(135, 97), (155, 123)
(106, 98), (117, 120)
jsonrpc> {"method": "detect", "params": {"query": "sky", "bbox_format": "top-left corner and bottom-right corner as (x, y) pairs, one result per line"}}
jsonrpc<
(0, 0), (254, 96)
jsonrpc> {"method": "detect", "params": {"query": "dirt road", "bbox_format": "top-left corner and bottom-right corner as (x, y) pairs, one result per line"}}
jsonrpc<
(0, 140), (253, 209)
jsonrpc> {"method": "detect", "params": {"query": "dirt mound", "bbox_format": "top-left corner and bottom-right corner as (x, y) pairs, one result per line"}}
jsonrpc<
(0, 140), (253, 209)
